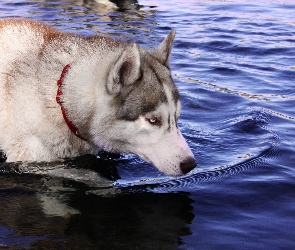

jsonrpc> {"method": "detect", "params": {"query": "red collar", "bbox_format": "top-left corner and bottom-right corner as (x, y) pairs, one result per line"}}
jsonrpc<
(56, 64), (87, 141)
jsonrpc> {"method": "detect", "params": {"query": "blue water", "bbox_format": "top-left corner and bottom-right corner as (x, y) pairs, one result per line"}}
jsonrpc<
(0, 0), (295, 249)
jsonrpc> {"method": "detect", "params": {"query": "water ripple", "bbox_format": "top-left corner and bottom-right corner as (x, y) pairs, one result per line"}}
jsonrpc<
(115, 108), (280, 193)
(117, 144), (278, 193)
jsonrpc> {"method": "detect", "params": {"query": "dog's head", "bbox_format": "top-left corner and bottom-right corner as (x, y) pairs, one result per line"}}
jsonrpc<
(94, 31), (196, 176)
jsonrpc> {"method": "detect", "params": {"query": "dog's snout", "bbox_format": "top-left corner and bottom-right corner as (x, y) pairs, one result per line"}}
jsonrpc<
(180, 157), (196, 175)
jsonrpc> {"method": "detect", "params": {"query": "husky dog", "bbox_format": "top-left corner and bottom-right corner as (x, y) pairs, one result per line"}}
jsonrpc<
(0, 19), (196, 176)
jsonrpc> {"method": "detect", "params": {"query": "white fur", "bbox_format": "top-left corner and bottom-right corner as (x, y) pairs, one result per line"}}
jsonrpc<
(0, 19), (196, 176)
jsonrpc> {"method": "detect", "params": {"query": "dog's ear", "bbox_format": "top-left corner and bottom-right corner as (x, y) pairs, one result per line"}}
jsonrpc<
(151, 30), (175, 67)
(106, 43), (142, 95)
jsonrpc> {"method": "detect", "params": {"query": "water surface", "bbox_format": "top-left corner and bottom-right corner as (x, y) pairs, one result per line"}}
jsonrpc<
(0, 0), (295, 249)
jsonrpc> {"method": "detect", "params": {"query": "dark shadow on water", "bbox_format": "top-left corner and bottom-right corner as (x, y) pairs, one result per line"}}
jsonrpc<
(67, 192), (194, 249)
(0, 169), (194, 249)
(66, 153), (122, 181)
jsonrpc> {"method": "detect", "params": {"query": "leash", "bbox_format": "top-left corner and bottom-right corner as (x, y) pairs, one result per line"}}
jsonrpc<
(56, 64), (87, 141)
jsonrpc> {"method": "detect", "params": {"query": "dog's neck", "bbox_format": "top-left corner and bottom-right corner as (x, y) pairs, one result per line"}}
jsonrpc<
(56, 64), (87, 141)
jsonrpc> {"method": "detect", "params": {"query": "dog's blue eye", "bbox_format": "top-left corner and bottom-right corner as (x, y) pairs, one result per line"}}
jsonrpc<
(147, 117), (162, 127)
(149, 118), (157, 123)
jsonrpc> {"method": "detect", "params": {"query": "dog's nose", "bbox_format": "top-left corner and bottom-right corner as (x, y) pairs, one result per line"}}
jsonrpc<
(180, 157), (196, 175)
